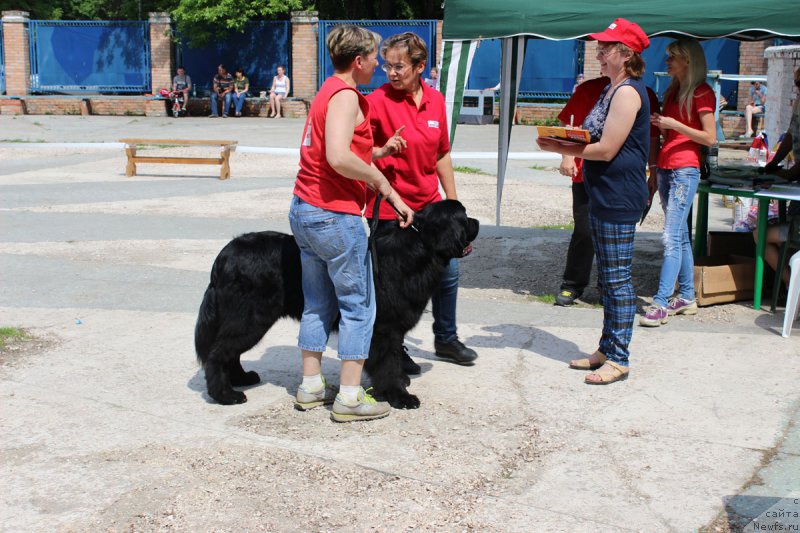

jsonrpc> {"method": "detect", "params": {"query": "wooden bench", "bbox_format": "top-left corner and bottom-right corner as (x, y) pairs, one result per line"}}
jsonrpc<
(120, 138), (237, 179)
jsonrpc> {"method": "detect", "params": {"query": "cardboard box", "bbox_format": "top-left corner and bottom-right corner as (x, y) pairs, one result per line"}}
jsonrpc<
(708, 231), (755, 258)
(694, 254), (755, 306)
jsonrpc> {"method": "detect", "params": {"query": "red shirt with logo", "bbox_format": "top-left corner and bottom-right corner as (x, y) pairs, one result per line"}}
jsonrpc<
(657, 82), (716, 169)
(365, 82), (451, 219)
(294, 76), (372, 215)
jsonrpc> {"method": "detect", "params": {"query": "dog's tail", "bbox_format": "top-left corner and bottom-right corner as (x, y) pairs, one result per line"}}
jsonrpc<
(194, 282), (218, 364)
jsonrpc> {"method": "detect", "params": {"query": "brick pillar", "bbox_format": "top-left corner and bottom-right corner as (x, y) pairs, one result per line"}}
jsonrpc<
(149, 12), (173, 94)
(435, 20), (443, 68)
(764, 45), (800, 146)
(736, 41), (770, 111)
(291, 11), (318, 100)
(2, 11), (31, 96)
(583, 42), (601, 80)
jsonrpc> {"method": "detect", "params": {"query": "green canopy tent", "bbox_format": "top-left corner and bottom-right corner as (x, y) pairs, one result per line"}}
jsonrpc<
(440, 0), (800, 224)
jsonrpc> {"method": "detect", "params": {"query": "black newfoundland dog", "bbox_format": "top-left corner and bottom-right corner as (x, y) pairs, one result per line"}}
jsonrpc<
(195, 199), (479, 408)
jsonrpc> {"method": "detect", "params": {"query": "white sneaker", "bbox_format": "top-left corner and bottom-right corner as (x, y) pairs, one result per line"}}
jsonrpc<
(331, 387), (390, 422)
(294, 376), (335, 411)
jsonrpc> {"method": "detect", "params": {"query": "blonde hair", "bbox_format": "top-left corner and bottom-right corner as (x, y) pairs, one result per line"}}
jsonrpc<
(326, 25), (382, 71)
(380, 32), (428, 66)
(664, 39), (708, 118)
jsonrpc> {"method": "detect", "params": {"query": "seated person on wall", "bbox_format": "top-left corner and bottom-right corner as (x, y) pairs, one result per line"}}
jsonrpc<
(756, 67), (800, 285)
(232, 67), (249, 117)
(269, 66), (291, 118)
(210, 64), (234, 118)
(424, 67), (439, 90)
(172, 66), (192, 111)
(741, 80), (767, 138)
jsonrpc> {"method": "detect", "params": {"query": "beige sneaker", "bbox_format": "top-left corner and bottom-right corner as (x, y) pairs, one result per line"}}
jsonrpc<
(331, 387), (391, 423)
(294, 377), (335, 411)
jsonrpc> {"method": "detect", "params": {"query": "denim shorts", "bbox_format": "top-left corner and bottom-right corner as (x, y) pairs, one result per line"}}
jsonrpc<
(288, 196), (375, 360)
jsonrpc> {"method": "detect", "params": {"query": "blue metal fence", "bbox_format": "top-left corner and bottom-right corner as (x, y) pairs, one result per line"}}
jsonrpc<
(468, 39), (582, 98)
(0, 26), (5, 94)
(179, 21), (291, 95)
(28, 20), (150, 93)
(318, 20), (438, 93)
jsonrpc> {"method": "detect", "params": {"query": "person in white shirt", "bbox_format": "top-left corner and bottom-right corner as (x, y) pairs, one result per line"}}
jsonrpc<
(269, 66), (291, 118)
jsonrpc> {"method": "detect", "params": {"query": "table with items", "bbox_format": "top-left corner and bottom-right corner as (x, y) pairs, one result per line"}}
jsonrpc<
(693, 164), (800, 310)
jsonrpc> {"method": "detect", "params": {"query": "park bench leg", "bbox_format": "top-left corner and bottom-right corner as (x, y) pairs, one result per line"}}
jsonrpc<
(220, 145), (232, 180)
(125, 144), (137, 177)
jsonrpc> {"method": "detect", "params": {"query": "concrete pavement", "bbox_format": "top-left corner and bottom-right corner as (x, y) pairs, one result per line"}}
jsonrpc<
(1, 115), (798, 532)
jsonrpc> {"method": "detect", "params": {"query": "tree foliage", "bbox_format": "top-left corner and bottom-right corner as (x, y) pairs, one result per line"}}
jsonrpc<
(172, 0), (306, 47)
(0, 0), (173, 20)
(0, 0), (444, 47)
(315, 0), (443, 20)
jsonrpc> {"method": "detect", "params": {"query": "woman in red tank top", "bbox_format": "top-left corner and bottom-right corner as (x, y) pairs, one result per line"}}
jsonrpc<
(289, 25), (413, 423)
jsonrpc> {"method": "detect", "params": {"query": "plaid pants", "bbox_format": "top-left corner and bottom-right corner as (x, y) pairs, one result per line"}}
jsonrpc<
(590, 215), (637, 366)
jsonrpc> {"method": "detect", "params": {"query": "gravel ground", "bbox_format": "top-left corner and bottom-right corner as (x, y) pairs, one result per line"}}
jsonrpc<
(3, 134), (789, 532)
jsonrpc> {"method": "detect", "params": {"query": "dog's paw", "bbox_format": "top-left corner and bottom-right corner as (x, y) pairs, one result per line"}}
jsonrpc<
(385, 391), (420, 410)
(231, 370), (261, 387)
(212, 390), (248, 405)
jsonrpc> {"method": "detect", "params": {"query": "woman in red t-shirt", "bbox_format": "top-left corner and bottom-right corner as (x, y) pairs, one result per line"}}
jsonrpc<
(289, 25), (413, 423)
(640, 39), (717, 327)
(367, 32), (478, 373)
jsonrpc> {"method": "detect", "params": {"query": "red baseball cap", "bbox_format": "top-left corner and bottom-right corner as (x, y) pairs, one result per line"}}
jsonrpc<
(589, 18), (650, 53)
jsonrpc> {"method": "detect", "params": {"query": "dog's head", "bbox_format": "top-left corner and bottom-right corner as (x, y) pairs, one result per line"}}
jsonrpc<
(414, 200), (479, 259)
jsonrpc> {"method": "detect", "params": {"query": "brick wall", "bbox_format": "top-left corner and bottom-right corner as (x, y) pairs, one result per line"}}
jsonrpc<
(435, 20), (443, 67)
(492, 104), (562, 124)
(2, 11), (31, 95)
(583, 42), (601, 80)
(736, 41), (770, 110)
(17, 97), (147, 116)
(187, 97), (309, 118)
(291, 11), (318, 99)
(149, 13), (173, 94)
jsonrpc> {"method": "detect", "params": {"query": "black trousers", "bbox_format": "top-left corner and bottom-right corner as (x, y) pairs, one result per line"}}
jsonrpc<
(560, 182), (594, 293)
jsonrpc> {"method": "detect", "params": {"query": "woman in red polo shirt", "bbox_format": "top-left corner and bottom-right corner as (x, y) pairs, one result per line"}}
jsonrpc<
(367, 32), (478, 374)
(290, 25), (414, 422)
(640, 39), (716, 327)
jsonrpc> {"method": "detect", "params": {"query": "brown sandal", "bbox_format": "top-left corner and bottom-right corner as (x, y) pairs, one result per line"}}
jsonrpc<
(569, 351), (607, 370)
(584, 361), (629, 385)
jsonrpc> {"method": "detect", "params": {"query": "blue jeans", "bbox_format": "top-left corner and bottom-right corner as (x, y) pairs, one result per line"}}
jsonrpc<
(590, 215), (637, 366)
(210, 92), (233, 116)
(377, 220), (460, 343)
(432, 258), (460, 343)
(288, 196), (375, 360)
(232, 93), (246, 114)
(654, 167), (700, 307)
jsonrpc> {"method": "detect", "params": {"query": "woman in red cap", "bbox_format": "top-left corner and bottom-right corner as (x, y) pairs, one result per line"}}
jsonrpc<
(640, 39), (716, 328)
(537, 18), (652, 385)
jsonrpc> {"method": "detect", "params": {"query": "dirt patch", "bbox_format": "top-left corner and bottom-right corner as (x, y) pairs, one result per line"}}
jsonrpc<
(0, 329), (60, 371)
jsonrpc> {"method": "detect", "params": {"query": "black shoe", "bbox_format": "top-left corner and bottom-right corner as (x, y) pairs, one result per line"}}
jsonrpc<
(434, 339), (478, 365)
(554, 288), (581, 306)
(401, 346), (421, 375)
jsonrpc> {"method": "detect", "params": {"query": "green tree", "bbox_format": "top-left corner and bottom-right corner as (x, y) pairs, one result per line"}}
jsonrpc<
(173, 0), (306, 47)
(315, 0), (442, 19)
(0, 0), (173, 20)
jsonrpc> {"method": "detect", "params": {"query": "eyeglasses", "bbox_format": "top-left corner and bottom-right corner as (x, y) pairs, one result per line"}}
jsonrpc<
(597, 46), (617, 58)
(381, 63), (409, 73)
